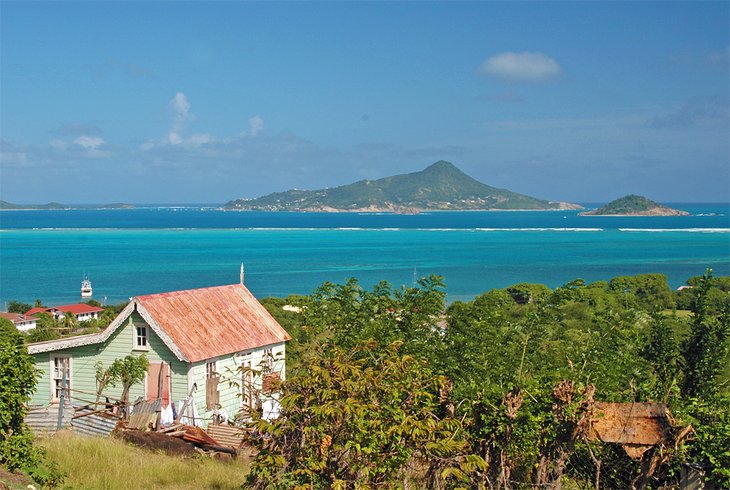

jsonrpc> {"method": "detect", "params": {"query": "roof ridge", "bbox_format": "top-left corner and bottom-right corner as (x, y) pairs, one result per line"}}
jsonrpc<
(135, 283), (242, 300)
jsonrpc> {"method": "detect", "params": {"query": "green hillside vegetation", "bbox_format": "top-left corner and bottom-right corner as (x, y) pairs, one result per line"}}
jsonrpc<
(0, 201), (134, 210)
(4, 272), (728, 488)
(251, 271), (729, 488)
(581, 194), (688, 216)
(0, 201), (68, 210)
(224, 161), (580, 211)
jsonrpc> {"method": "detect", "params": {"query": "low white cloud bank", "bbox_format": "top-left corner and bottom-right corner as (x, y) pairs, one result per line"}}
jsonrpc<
(73, 135), (105, 149)
(480, 51), (561, 81)
(71, 135), (110, 158)
(145, 92), (262, 149)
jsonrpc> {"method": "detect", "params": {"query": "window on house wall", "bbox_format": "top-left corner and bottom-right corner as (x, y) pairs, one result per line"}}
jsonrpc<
(263, 347), (274, 372)
(205, 361), (219, 410)
(135, 325), (148, 350)
(51, 355), (71, 403)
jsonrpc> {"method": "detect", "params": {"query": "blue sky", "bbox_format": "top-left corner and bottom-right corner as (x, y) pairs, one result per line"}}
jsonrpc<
(1, 1), (728, 204)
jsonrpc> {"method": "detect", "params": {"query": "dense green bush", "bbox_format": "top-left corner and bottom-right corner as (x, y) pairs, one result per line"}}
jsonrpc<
(245, 341), (481, 488)
(257, 272), (730, 488)
(0, 318), (65, 486)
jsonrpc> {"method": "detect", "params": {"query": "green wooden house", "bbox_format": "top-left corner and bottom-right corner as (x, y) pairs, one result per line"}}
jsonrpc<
(27, 283), (291, 426)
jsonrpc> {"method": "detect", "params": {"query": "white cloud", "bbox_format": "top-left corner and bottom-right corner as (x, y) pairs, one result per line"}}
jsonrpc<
(479, 51), (561, 81)
(241, 115), (265, 138)
(249, 115), (264, 137)
(142, 94), (262, 151)
(167, 92), (194, 145)
(68, 135), (111, 158)
(170, 92), (192, 122)
(73, 135), (105, 149)
(166, 132), (183, 145)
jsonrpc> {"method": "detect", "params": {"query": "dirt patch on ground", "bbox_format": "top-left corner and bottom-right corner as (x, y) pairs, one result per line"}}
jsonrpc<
(116, 430), (197, 457)
(0, 466), (34, 490)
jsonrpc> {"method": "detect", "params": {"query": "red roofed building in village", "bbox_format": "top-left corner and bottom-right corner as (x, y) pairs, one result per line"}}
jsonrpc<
(27, 283), (291, 425)
(0, 312), (37, 332)
(26, 303), (104, 323)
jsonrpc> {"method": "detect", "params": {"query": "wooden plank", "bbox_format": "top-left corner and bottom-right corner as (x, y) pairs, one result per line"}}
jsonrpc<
(590, 402), (670, 446)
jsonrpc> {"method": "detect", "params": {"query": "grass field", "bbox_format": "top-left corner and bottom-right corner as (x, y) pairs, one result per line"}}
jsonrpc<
(37, 431), (250, 489)
(662, 309), (693, 319)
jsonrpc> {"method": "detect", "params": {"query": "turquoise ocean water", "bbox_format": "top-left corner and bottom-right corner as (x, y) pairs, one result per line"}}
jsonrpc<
(1, 204), (728, 305)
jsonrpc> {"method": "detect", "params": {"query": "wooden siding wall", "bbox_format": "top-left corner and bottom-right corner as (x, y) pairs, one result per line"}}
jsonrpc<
(190, 342), (286, 425)
(31, 313), (188, 407)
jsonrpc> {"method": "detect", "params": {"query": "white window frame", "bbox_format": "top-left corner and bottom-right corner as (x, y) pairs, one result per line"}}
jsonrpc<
(133, 324), (149, 351)
(50, 354), (72, 404)
(205, 360), (217, 379)
(263, 347), (274, 372)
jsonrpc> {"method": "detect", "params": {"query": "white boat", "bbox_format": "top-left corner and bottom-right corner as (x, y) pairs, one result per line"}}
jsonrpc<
(81, 277), (93, 298)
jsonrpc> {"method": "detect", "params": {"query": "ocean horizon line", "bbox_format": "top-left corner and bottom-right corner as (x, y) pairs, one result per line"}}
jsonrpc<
(2, 227), (729, 233)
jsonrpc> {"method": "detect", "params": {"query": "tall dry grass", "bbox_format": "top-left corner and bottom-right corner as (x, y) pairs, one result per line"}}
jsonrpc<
(38, 430), (249, 489)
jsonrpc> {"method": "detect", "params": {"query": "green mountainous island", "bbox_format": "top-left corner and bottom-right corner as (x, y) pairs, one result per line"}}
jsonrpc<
(224, 161), (582, 212)
(0, 201), (135, 210)
(579, 195), (689, 216)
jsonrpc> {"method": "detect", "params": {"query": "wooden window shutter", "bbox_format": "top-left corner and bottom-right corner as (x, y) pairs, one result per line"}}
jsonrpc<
(146, 362), (170, 406)
(206, 375), (220, 410)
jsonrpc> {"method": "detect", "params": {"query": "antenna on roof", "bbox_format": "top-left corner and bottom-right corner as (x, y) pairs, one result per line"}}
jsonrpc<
(240, 262), (245, 285)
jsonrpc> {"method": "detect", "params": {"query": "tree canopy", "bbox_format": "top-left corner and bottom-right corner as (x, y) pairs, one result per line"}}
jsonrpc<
(252, 271), (730, 488)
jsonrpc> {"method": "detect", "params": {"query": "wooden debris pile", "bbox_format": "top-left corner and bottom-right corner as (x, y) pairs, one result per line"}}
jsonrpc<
(110, 397), (253, 458)
(116, 397), (253, 458)
(119, 423), (244, 457)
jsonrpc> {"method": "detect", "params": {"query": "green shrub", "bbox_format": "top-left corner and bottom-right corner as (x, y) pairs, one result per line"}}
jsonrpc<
(0, 318), (65, 486)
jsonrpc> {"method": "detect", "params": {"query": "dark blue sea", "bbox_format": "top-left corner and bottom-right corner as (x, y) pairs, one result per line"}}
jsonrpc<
(1, 204), (728, 305)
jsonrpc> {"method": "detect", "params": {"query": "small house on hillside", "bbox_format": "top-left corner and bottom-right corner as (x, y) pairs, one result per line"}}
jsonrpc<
(27, 303), (104, 323)
(0, 312), (37, 332)
(27, 283), (291, 427)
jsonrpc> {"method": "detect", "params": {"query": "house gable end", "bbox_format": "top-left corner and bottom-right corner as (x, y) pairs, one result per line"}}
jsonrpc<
(135, 302), (189, 363)
(28, 302), (136, 355)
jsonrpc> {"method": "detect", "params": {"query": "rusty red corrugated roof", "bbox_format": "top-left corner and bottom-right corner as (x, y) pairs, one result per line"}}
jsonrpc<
(135, 284), (291, 363)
